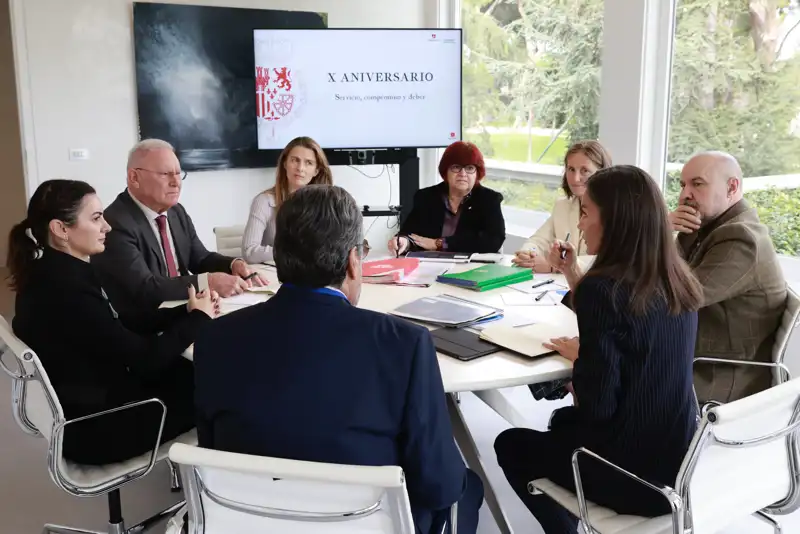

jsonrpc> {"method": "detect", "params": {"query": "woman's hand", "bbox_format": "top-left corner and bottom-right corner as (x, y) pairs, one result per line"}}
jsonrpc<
(543, 336), (579, 362)
(187, 284), (218, 319)
(547, 240), (583, 290)
(513, 251), (552, 273)
(388, 235), (410, 256)
(409, 234), (438, 251)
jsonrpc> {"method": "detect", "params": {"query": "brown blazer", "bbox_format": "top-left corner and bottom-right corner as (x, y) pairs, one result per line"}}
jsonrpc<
(677, 199), (787, 403)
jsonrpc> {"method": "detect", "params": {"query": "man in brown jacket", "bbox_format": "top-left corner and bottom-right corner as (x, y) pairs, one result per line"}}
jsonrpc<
(670, 151), (787, 403)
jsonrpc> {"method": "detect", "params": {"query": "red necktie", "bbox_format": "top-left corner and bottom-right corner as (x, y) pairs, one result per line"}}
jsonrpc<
(155, 215), (179, 278)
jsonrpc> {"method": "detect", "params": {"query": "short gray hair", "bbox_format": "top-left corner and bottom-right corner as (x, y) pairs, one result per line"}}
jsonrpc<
(274, 185), (362, 288)
(127, 139), (175, 169)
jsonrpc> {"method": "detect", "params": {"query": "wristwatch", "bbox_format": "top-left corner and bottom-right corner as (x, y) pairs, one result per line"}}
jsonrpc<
(435, 238), (444, 251)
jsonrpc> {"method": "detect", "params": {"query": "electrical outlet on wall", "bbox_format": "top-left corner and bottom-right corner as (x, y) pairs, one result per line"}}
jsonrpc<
(69, 148), (90, 161)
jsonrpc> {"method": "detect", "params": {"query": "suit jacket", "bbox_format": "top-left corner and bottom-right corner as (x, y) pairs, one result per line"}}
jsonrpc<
(518, 196), (595, 271)
(399, 182), (505, 253)
(546, 276), (698, 514)
(193, 285), (467, 533)
(12, 247), (210, 420)
(93, 190), (236, 311)
(677, 199), (787, 403)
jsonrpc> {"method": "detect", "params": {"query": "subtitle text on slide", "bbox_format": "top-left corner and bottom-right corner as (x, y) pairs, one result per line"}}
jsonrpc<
(334, 94), (427, 102)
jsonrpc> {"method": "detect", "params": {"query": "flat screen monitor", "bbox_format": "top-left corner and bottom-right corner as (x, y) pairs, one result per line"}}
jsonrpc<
(253, 28), (462, 150)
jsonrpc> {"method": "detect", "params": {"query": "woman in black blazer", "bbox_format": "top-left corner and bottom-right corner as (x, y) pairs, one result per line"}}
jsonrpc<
(494, 166), (703, 533)
(7, 179), (218, 465)
(388, 141), (505, 255)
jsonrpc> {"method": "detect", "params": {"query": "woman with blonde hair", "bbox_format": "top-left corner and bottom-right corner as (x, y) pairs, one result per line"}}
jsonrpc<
(242, 136), (333, 263)
(513, 140), (612, 272)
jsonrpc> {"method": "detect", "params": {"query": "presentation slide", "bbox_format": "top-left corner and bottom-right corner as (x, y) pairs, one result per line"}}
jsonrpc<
(253, 29), (462, 150)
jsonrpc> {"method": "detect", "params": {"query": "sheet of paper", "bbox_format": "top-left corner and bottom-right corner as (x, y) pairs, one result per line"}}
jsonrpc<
(501, 292), (560, 306)
(246, 285), (277, 294)
(222, 292), (268, 306)
(397, 262), (455, 286)
(507, 279), (569, 295)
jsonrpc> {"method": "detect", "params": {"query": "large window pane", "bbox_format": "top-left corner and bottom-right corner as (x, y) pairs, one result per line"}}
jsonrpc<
(666, 0), (800, 257)
(460, 0), (603, 232)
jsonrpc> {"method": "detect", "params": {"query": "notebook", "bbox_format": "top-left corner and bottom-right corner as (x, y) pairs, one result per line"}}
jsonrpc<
(362, 257), (420, 284)
(431, 328), (502, 361)
(437, 264), (533, 291)
(406, 251), (471, 263)
(479, 323), (577, 358)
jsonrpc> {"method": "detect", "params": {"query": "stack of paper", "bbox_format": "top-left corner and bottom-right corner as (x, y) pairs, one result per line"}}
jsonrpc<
(390, 294), (503, 328)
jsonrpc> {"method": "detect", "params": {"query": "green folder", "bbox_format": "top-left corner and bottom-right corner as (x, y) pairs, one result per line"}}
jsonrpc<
(437, 264), (533, 291)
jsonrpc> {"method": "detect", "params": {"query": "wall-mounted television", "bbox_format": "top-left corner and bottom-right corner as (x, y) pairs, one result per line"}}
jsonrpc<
(253, 29), (463, 151)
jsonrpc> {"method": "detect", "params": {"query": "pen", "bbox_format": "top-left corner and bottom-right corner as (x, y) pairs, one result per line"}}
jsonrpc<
(535, 290), (548, 302)
(531, 278), (555, 289)
(396, 235), (400, 258)
(243, 272), (258, 281)
(560, 232), (571, 260)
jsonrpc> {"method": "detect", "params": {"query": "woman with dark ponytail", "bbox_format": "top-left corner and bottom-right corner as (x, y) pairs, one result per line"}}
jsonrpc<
(8, 179), (218, 465)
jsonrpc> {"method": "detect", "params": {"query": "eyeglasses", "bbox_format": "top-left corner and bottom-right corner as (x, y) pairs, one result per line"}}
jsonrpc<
(135, 168), (188, 181)
(449, 164), (478, 175)
(356, 239), (371, 259)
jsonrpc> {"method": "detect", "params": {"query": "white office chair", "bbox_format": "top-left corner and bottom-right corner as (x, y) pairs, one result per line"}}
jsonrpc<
(213, 225), (246, 257)
(168, 443), (458, 534)
(0, 315), (197, 534)
(528, 377), (800, 534)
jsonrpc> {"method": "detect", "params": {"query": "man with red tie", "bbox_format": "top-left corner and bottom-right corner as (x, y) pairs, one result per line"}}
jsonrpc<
(94, 139), (266, 312)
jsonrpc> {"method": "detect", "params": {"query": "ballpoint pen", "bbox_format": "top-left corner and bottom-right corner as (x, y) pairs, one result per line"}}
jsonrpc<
(532, 278), (555, 289)
(534, 290), (548, 302)
(560, 232), (571, 260)
(396, 235), (400, 258)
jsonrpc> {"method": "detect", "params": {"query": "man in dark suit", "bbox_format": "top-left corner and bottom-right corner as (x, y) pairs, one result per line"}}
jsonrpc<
(93, 139), (265, 311)
(669, 151), (787, 403)
(194, 185), (483, 534)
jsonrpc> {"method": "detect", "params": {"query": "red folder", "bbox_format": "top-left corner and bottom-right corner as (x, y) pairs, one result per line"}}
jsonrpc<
(362, 258), (420, 284)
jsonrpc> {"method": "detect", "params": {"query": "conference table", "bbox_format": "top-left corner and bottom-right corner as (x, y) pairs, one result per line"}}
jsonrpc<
(178, 257), (576, 534)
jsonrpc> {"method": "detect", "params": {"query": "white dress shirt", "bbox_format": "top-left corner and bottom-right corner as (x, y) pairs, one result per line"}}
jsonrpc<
(128, 190), (209, 290)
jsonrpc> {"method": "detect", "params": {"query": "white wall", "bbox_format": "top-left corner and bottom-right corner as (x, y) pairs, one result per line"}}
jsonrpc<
(12, 0), (441, 251)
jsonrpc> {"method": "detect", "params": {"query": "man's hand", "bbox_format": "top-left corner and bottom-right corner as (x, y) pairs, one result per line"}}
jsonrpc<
(208, 272), (248, 297)
(669, 205), (702, 234)
(231, 259), (268, 287)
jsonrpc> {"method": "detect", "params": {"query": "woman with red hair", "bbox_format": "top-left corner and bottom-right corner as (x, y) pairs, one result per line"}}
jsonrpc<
(388, 141), (505, 255)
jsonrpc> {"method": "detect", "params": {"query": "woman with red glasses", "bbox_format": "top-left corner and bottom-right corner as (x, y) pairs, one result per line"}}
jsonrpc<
(388, 141), (506, 255)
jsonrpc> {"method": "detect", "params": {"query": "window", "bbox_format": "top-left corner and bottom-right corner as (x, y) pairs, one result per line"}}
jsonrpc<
(460, 0), (604, 234)
(666, 0), (800, 257)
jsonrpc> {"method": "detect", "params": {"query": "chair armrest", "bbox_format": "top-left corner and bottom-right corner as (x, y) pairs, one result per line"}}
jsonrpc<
(0, 345), (28, 380)
(570, 448), (683, 534)
(693, 357), (791, 382)
(49, 398), (167, 496)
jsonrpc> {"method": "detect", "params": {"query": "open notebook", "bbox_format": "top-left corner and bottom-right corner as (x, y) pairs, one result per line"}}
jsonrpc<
(479, 323), (578, 358)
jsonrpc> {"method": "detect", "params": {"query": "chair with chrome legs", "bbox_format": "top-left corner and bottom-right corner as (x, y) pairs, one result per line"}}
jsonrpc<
(0, 316), (197, 534)
(167, 443), (459, 534)
(527, 377), (800, 534)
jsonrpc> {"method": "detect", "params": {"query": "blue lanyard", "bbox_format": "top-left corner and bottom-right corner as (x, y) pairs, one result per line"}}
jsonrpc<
(282, 283), (350, 304)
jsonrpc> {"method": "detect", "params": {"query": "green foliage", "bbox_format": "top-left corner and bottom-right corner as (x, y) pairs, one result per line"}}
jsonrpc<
(483, 179), (563, 212)
(464, 132), (569, 165)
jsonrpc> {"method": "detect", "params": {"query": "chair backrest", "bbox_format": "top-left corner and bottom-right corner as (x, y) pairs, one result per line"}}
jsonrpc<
(169, 443), (415, 534)
(0, 315), (63, 442)
(774, 287), (800, 384)
(213, 225), (246, 257)
(677, 378), (800, 532)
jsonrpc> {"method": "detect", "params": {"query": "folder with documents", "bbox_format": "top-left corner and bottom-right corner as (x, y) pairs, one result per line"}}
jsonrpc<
(437, 264), (533, 291)
(479, 323), (578, 358)
(390, 294), (503, 328)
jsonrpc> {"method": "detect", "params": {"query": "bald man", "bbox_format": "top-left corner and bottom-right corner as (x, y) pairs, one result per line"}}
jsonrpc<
(94, 139), (266, 312)
(669, 151), (787, 403)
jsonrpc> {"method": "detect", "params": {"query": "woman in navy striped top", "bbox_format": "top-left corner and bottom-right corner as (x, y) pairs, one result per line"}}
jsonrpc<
(495, 165), (703, 533)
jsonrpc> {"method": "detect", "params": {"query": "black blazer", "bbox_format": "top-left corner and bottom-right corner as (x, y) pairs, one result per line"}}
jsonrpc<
(545, 275), (698, 514)
(194, 285), (467, 533)
(93, 190), (235, 311)
(12, 247), (210, 419)
(399, 182), (505, 253)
